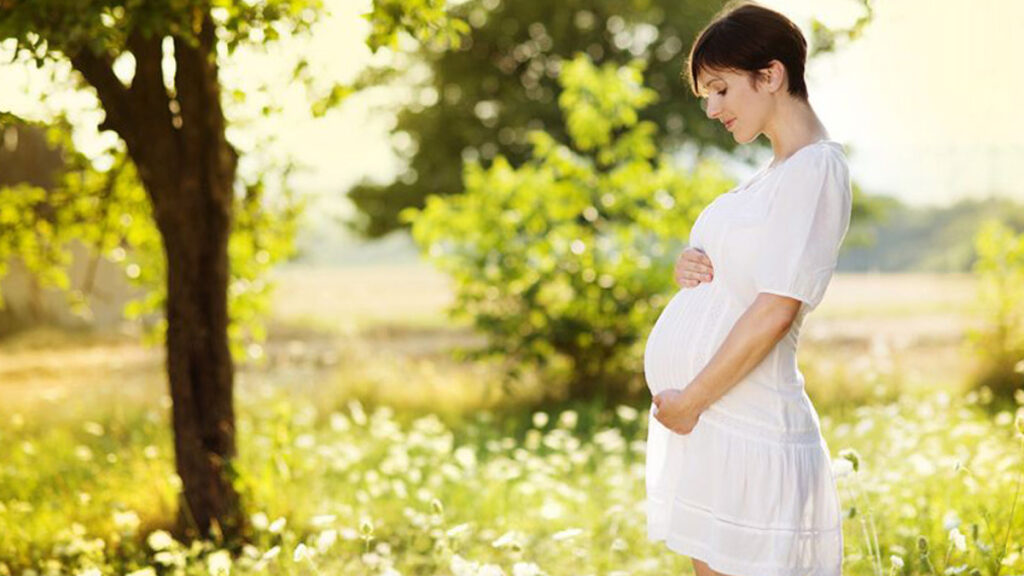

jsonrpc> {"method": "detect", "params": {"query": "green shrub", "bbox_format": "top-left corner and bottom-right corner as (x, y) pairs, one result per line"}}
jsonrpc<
(404, 54), (732, 400)
(968, 219), (1024, 401)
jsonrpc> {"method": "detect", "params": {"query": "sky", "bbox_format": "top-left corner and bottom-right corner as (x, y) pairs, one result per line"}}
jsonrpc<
(2, 0), (1022, 211)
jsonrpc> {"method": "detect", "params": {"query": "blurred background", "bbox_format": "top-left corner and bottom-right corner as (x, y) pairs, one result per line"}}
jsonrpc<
(1, 0), (1023, 574)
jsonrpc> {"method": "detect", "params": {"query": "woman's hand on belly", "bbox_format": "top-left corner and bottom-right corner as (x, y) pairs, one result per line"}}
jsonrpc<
(652, 389), (703, 435)
(675, 246), (714, 288)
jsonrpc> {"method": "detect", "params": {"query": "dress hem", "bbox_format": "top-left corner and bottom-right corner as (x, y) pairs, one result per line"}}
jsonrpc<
(650, 532), (843, 576)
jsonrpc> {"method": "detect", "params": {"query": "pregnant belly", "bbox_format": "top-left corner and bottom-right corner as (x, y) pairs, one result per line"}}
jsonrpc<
(643, 281), (738, 396)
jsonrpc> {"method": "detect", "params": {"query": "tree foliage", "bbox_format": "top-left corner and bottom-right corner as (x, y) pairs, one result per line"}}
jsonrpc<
(968, 219), (1024, 401)
(406, 54), (733, 400)
(347, 0), (876, 239)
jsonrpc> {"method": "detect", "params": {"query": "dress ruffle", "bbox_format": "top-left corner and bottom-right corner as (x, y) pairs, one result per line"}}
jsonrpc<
(645, 404), (844, 576)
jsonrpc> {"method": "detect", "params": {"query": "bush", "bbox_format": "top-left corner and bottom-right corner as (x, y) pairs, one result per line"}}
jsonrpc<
(404, 54), (733, 401)
(968, 219), (1024, 401)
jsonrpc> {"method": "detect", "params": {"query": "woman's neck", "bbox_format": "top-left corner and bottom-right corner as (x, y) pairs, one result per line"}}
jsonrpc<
(764, 97), (829, 168)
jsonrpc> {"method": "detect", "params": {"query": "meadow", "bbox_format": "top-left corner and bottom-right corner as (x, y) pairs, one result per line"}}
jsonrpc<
(1, 265), (1022, 576)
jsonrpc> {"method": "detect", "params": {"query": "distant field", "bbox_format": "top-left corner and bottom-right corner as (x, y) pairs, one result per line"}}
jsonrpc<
(0, 266), (985, 417)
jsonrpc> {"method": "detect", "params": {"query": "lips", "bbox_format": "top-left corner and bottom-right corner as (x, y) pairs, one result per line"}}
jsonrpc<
(724, 119), (736, 130)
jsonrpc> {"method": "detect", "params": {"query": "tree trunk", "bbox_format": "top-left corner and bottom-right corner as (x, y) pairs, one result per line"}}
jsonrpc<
(162, 191), (242, 541)
(71, 11), (246, 542)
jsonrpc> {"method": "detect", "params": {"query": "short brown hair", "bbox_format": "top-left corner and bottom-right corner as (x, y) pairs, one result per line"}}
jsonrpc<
(684, 1), (809, 101)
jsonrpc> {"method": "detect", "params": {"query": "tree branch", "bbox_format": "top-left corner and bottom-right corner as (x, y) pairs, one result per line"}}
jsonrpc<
(69, 47), (134, 141)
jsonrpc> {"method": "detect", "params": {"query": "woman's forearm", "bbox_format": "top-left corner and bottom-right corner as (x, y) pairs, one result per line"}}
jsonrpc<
(681, 293), (800, 412)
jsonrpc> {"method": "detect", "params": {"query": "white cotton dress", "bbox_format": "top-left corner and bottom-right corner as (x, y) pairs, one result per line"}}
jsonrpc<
(643, 139), (851, 576)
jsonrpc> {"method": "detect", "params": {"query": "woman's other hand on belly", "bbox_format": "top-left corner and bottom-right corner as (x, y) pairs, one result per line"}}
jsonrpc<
(652, 388), (704, 435)
(675, 246), (714, 288)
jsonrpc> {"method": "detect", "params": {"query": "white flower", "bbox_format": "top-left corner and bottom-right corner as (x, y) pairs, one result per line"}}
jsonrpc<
(557, 410), (578, 429)
(615, 405), (638, 422)
(316, 529), (338, 552)
(479, 564), (505, 576)
(207, 550), (232, 575)
(890, 555), (904, 569)
(949, 527), (967, 552)
(491, 530), (521, 549)
(251, 512), (269, 531)
(146, 530), (175, 551)
(532, 412), (549, 428)
(293, 543), (313, 562)
(113, 510), (140, 534)
(513, 561), (546, 576)
(268, 517), (287, 534)
(551, 528), (583, 541)
(943, 510), (961, 531)
(451, 554), (480, 576)
(831, 458), (854, 479)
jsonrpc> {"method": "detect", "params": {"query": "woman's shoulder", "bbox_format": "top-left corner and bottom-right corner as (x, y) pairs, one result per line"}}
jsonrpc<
(786, 140), (849, 174)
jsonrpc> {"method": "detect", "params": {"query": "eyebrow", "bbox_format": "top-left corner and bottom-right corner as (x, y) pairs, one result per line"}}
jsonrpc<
(698, 76), (724, 95)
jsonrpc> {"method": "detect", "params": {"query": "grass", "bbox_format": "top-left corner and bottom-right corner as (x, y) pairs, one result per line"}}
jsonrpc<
(1, 268), (1021, 575)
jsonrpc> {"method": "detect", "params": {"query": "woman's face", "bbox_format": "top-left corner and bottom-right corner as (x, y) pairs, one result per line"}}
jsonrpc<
(696, 64), (780, 144)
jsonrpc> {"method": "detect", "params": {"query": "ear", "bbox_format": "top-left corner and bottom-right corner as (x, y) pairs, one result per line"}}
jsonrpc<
(764, 60), (786, 93)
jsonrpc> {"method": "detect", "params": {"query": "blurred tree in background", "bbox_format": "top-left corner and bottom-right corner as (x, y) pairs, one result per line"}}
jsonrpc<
(407, 54), (733, 401)
(348, 0), (875, 238)
(968, 220), (1024, 403)
(350, 0), (728, 237)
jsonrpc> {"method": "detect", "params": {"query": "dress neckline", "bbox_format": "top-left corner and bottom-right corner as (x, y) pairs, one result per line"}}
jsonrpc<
(763, 138), (839, 172)
(727, 138), (840, 196)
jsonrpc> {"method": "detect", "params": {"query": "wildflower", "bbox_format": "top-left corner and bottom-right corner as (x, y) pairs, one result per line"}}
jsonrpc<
(446, 523), (471, 538)
(316, 529), (338, 552)
(268, 517), (286, 534)
(208, 550), (232, 575)
(251, 512), (269, 531)
(513, 562), (546, 576)
(615, 405), (638, 422)
(451, 554), (479, 576)
(949, 527), (967, 552)
(943, 510), (961, 531)
(147, 530), (175, 551)
(558, 410), (578, 429)
(551, 528), (583, 541)
(492, 530), (521, 549)
(113, 510), (141, 535)
(831, 458), (854, 479)
(532, 412), (549, 428)
(890, 555), (904, 569)
(479, 564), (505, 576)
(293, 543), (313, 562)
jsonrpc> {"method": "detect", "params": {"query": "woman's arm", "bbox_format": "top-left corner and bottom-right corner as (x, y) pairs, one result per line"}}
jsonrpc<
(653, 293), (802, 433)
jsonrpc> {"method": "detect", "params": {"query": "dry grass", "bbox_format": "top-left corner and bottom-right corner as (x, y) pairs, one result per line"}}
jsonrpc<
(0, 266), (984, 418)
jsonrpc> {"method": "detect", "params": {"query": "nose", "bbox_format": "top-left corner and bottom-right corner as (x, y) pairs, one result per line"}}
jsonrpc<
(704, 97), (721, 120)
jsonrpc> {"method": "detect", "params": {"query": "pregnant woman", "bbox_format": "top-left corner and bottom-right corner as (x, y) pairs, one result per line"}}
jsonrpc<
(643, 3), (851, 576)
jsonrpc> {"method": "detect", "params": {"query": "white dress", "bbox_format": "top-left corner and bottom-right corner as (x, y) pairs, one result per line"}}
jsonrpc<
(643, 139), (851, 576)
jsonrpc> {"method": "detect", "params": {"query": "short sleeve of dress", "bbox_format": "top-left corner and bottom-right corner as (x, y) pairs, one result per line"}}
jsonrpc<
(753, 145), (852, 310)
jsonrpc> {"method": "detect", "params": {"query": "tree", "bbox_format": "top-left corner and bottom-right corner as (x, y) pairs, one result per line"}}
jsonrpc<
(347, 0), (875, 238)
(0, 0), (465, 542)
(0, 1), (311, 541)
